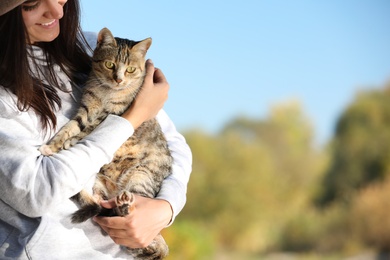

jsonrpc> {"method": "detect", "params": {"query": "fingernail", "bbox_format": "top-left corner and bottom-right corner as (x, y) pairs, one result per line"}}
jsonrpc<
(147, 59), (153, 64)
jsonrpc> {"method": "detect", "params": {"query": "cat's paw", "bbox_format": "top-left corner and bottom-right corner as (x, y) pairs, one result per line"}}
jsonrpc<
(63, 137), (79, 150)
(39, 145), (54, 156)
(63, 140), (71, 150)
(115, 191), (135, 216)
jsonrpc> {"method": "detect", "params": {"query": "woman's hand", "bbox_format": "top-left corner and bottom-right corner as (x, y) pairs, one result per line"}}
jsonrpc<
(121, 59), (169, 129)
(93, 195), (173, 248)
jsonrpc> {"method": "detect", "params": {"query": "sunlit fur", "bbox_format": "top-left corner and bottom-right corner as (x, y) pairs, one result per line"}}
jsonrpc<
(39, 28), (172, 259)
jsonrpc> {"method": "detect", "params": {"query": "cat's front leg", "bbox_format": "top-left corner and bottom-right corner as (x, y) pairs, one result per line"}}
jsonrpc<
(39, 120), (82, 155)
(62, 130), (89, 151)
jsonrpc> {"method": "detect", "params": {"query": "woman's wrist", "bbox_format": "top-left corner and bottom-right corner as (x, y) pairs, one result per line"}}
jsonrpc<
(121, 109), (143, 129)
(157, 199), (174, 226)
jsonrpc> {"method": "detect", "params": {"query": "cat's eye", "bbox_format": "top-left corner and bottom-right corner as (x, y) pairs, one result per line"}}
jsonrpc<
(126, 67), (136, 73)
(105, 61), (115, 69)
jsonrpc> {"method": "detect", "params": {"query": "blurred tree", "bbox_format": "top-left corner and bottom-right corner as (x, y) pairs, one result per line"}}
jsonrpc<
(175, 100), (323, 255)
(162, 221), (215, 259)
(351, 176), (390, 251)
(316, 85), (390, 206)
(223, 100), (320, 188)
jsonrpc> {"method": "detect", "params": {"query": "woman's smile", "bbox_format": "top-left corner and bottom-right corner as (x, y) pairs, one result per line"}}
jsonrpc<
(38, 19), (57, 27)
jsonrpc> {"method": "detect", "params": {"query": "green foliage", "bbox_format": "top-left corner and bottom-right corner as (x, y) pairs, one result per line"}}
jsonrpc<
(351, 177), (390, 251)
(162, 220), (215, 259)
(166, 86), (390, 258)
(278, 211), (321, 252)
(175, 101), (324, 255)
(316, 87), (390, 206)
(277, 203), (354, 254)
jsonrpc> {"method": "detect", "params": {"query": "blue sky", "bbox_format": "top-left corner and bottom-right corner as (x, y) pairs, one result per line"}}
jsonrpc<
(80, 0), (390, 145)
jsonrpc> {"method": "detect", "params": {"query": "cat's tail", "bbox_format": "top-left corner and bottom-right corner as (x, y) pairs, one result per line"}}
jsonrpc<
(71, 203), (101, 223)
(71, 203), (116, 223)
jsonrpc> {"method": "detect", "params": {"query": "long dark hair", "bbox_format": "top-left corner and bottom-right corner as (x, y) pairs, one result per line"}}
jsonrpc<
(0, 0), (92, 131)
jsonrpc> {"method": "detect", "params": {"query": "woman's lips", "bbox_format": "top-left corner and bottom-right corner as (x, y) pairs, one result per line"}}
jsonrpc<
(37, 19), (57, 28)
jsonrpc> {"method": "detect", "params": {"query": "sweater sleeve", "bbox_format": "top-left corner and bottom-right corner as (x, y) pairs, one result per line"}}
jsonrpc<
(155, 110), (192, 222)
(0, 110), (134, 218)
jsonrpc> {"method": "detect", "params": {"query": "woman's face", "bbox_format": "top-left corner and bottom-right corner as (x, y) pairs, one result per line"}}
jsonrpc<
(21, 0), (68, 44)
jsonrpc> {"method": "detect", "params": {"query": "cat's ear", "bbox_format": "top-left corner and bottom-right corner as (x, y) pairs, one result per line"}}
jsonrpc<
(97, 27), (117, 48)
(133, 38), (152, 56)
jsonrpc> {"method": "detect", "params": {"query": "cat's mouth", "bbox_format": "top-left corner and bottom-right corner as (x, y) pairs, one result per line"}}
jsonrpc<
(106, 82), (126, 90)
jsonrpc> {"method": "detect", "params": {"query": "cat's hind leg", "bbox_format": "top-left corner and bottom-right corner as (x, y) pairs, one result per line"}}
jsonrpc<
(114, 190), (135, 217)
(118, 191), (169, 259)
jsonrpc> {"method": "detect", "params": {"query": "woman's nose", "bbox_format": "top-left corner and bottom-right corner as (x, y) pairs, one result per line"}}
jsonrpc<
(44, 0), (66, 19)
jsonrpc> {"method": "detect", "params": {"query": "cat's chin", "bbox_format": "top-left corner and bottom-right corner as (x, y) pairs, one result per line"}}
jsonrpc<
(113, 86), (129, 91)
(106, 83), (128, 91)
(114, 84), (137, 92)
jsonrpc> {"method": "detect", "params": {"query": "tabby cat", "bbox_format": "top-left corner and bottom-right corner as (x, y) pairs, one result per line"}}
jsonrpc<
(39, 27), (172, 260)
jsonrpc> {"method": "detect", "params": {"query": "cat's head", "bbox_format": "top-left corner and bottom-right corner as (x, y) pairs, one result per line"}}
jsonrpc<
(91, 27), (152, 90)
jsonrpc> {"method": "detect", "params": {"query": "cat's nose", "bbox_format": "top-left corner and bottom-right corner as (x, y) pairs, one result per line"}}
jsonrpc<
(116, 79), (123, 84)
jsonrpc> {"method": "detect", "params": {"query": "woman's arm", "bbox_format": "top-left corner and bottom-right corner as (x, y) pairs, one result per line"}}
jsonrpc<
(121, 60), (168, 128)
(0, 113), (134, 218)
(155, 109), (192, 221)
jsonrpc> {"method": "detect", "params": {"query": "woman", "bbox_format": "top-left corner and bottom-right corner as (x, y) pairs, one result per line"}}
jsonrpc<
(0, 0), (192, 259)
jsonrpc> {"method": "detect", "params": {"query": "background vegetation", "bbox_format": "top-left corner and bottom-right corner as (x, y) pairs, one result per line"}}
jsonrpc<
(162, 82), (390, 259)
